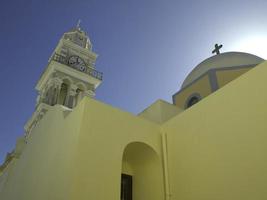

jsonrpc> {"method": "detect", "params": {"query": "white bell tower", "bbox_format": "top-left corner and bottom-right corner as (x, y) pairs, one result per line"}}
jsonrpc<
(24, 23), (103, 135)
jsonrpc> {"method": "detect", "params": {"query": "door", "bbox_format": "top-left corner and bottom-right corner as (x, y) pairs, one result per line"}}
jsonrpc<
(121, 174), (132, 200)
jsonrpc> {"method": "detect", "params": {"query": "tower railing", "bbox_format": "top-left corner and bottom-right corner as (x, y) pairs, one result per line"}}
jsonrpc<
(52, 53), (103, 81)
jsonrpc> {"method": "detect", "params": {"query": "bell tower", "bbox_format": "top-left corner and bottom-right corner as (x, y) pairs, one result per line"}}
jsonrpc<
(24, 24), (103, 135)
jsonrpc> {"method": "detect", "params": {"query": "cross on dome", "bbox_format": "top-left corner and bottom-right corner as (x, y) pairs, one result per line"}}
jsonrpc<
(212, 43), (223, 55)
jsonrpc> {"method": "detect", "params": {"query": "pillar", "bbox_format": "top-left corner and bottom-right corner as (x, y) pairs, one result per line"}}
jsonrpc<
(52, 78), (63, 105)
(66, 84), (78, 108)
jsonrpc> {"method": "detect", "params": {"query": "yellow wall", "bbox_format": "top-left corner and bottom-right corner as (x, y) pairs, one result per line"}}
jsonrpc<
(0, 103), (86, 200)
(69, 99), (165, 200)
(138, 100), (182, 124)
(173, 74), (211, 109)
(0, 99), (165, 200)
(162, 61), (267, 200)
(1, 61), (267, 200)
(216, 67), (252, 88)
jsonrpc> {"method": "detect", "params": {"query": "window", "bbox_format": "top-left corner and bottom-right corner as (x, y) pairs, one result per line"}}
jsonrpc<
(186, 94), (201, 108)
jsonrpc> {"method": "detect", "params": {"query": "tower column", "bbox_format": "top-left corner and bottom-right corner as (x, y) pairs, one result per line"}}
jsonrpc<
(44, 85), (50, 104)
(66, 84), (78, 108)
(47, 86), (54, 105)
(45, 78), (63, 106)
(52, 78), (63, 105)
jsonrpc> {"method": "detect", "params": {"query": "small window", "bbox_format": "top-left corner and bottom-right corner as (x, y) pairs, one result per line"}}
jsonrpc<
(186, 94), (201, 108)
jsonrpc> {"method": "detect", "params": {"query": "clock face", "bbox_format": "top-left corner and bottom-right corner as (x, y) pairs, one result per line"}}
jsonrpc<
(68, 55), (86, 72)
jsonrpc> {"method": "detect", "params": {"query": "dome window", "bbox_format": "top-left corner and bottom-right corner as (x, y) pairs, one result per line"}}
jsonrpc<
(185, 93), (201, 109)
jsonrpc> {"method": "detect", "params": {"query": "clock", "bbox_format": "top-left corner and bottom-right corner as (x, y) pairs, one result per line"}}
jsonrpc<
(68, 55), (86, 72)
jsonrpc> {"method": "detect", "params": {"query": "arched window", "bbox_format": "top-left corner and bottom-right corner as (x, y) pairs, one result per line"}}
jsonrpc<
(185, 93), (201, 108)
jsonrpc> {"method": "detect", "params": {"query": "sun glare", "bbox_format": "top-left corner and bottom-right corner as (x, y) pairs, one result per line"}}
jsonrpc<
(230, 35), (267, 59)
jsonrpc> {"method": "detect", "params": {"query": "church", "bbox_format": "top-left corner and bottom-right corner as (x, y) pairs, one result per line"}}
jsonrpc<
(0, 25), (267, 200)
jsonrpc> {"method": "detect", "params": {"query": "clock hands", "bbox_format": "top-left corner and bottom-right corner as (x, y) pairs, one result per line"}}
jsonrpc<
(68, 55), (86, 72)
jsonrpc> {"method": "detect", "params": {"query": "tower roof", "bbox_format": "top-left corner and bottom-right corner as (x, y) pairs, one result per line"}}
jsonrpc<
(63, 24), (92, 49)
(181, 52), (264, 88)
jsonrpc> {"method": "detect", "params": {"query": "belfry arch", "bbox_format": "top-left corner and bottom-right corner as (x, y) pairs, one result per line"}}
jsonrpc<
(121, 142), (164, 200)
(58, 79), (71, 106)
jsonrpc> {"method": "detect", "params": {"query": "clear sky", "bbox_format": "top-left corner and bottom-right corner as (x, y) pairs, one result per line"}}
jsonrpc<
(1, 0), (267, 163)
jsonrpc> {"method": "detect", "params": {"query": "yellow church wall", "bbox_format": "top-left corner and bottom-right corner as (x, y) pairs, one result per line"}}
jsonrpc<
(173, 74), (211, 109)
(0, 103), (86, 200)
(0, 97), (166, 200)
(69, 98), (165, 200)
(0, 158), (18, 196)
(122, 160), (134, 175)
(162, 61), (267, 200)
(138, 99), (182, 124)
(216, 67), (252, 89)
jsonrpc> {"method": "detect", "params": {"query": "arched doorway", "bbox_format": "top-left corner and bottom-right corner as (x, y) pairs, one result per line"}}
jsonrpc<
(121, 142), (164, 200)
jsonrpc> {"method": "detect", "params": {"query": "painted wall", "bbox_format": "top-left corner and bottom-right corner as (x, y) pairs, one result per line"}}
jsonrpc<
(138, 100), (182, 124)
(163, 61), (267, 200)
(0, 103), (85, 200)
(1, 61), (267, 200)
(173, 74), (211, 109)
(216, 67), (251, 88)
(68, 99), (165, 200)
(0, 98), (166, 200)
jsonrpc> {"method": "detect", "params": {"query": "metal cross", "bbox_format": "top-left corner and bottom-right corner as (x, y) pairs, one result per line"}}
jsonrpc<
(212, 43), (223, 55)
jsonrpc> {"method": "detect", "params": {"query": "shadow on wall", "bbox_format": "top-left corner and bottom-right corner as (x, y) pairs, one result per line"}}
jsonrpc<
(121, 142), (164, 200)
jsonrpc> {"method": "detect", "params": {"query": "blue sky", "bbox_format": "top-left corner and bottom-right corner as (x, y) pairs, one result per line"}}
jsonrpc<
(1, 0), (267, 163)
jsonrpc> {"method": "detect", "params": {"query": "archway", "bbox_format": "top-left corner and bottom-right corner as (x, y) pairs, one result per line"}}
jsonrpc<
(121, 142), (164, 200)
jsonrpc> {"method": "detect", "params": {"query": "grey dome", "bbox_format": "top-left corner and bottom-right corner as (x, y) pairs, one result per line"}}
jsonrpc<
(181, 52), (264, 88)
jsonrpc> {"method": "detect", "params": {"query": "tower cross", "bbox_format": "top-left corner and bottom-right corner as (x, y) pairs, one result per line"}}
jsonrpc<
(212, 43), (223, 55)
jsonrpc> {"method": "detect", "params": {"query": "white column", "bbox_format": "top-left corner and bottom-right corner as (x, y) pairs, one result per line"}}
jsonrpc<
(44, 85), (50, 104)
(66, 84), (78, 108)
(52, 78), (63, 105)
(41, 78), (63, 106)
(47, 87), (54, 105)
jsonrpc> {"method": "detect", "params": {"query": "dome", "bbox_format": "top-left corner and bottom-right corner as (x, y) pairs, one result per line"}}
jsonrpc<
(181, 52), (264, 88)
